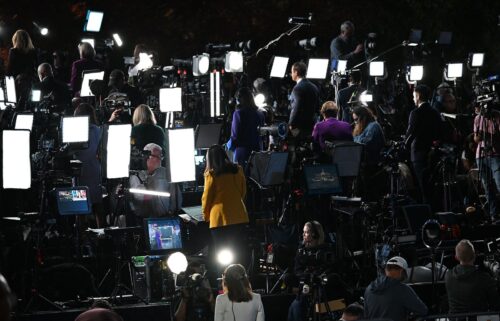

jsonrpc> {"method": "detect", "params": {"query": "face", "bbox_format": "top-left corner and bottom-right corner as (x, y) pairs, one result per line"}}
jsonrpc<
(413, 91), (419, 106)
(146, 152), (161, 173)
(352, 113), (359, 124)
(442, 94), (457, 113)
(291, 67), (298, 82)
(303, 225), (314, 247)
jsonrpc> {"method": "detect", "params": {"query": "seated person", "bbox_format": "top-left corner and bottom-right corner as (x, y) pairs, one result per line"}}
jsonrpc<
(129, 143), (182, 221)
(352, 106), (385, 168)
(341, 303), (364, 321)
(312, 101), (352, 153)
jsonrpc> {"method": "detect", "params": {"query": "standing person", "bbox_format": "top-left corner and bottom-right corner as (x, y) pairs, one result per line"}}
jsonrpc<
(364, 256), (428, 321)
(37, 63), (72, 113)
(230, 87), (265, 167)
(202, 145), (248, 264)
(130, 104), (165, 151)
(330, 21), (363, 70)
(405, 84), (442, 204)
(312, 101), (352, 152)
(70, 42), (103, 95)
(337, 70), (363, 123)
(288, 62), (320, 140)
(73, 103), (104, 227)
(6, 29), (37, 79)
(215, 264), (264, 321)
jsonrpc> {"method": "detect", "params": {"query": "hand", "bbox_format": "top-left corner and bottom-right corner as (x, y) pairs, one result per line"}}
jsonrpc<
(354, 43), (364, 54)
(108, 109), (122, 122)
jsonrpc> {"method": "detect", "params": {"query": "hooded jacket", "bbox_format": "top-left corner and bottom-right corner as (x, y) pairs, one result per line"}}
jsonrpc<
(364, 275), (428, 321)
(445, 264), (500, 313)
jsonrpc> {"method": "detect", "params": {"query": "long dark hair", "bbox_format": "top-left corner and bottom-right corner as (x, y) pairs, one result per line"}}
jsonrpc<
(352, 106), (374, 136)
(223, 264), (252, 302)
(74, 103), (97, 125)
(235, 87), (257, 110)
(206, 145), (238, 176)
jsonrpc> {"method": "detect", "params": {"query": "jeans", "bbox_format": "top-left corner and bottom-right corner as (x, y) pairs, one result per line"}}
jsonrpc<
(477, 156), (500, 217)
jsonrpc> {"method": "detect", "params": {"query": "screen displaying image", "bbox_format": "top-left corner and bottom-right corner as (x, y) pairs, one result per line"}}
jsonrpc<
(146, 218), (183, 252)
(56, 187), (91, 215)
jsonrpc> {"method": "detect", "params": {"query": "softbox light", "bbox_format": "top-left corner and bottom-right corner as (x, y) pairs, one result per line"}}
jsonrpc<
(168, 128), (196, 183)
(446, 63), (463, 79)
(84, 10), (104, 32)
(470, 53), (484, 68)
(81, 38), (95, 48)
(159, 87), (182, 112)
(369, 61), (385, 77)
(224, 51), (244, 73)
(31, 89), (41, 102)
(105, 124), (132, 179)
(270, 56), (289, 78)
(3, 130), (31, 189)
(409, 65), (424, 82)
(336, 60), (347, 74)
(306, 58), (329, 79)
(15, 113), (34, 131)
(61, 116), (89, 144)
(80, 70), (104, 97)
(193, 54), (210, 76)
(5, 76), (16, 103)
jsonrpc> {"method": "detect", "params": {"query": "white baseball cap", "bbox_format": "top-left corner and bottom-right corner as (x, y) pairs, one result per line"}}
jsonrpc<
(386, 256), (408, 269)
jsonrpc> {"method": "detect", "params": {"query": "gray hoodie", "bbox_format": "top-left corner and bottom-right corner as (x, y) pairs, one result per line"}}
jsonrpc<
(364, 275), (428, 321)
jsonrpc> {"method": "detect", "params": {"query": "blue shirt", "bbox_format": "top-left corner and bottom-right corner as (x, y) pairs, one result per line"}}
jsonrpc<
(353, 121), (385, 165)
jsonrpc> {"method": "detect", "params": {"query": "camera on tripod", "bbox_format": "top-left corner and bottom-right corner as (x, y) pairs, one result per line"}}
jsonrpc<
(382, 139), (406, 167)
(474, 76), (500, 113)
(297, 246), (335, 269)
(130, 147), (152, 171)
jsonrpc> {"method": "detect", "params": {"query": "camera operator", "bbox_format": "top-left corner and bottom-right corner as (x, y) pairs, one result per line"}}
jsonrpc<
(37, 63), (72, 114)
(337, 70), (363, 123)
(174, 262), (215, 321)
(473, 106), (500, 221)
(330, 21), (363, 72)
(445, 239), (500, 313)
(129, 143), (182, 220)
(107, 69), (143, 107)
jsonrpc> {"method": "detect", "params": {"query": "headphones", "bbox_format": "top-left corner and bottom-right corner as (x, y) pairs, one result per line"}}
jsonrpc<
(307, 221), (320, 240)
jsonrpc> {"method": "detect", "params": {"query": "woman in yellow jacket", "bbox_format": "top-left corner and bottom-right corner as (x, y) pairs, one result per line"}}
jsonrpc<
(202, 145), (249, 263)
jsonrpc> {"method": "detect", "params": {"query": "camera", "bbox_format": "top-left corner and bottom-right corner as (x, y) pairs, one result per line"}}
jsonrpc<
(474, 75), (500, 113)
(297, 246), (335, 269)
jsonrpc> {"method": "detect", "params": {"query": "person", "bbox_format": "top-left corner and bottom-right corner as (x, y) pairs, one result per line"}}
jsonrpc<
(473, 108), (500, 220)
(229, 87), (265, 166)
(352, 106), (385, 167)
(445, 239), (500, 313)
(73, 103), (104, 227)
(434, 91), (462, 146)
(6, 29), (37, 79)
(37, 63), (72, 113)
(70, 42), (104, 95)
(312, 101), (352, 152)
(215, 264), (264, 321)
(0, 273), (14, 321)
(288, 62), (320, 139)
(405, 84), (442, 203)
(107, 69), (143, 107)
(52, 50), (71, 84)
(337, 70), (363, 123)
(130, 104), (166, 151)
(364, 256), (428, 321)
(129, 143), (183, 219)
(202, 145), (248, 264)
(330, 21), (363, 70)
(341, 303), (364, 321)
(74, 305), (123, 321)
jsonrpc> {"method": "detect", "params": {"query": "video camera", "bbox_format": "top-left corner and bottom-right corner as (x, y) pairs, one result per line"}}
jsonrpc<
(103, 92), (132, 110)
(474, 75), (500, 113)
(297, 246), (335, 270)
(382, 139), (406, 167)
(130, 146), (152, 171)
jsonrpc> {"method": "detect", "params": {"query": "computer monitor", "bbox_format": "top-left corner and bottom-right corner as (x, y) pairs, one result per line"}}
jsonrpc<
(55, 187), (92, 215)
(195, 123), (222, 149)
(304, 164), (342, 195)
(144, 217), (183, 253)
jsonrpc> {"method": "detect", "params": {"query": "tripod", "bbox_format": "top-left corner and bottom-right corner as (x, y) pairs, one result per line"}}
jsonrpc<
(304, 276), (338, 321)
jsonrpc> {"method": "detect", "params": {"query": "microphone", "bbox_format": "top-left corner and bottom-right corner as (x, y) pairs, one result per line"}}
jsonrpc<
(288, 13), (312, 25)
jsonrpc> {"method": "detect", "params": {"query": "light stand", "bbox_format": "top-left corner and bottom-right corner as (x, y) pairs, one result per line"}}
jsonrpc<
(421, 219), (442, 310)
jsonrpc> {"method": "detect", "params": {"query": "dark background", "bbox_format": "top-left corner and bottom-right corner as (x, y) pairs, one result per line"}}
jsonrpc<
(1, 0), (500, 83)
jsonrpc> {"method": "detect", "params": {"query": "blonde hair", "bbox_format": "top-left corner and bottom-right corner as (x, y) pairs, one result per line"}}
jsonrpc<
(132, 104), (157, 126)
(12, 29), (34, 53)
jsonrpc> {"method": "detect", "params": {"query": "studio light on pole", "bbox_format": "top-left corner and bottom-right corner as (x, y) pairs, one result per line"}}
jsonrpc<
(369, 61), (385, 77)
(32, 22), (49, 36)
(469, 53), (484, 68)
(217, 248), (234, 266)
(224, 51), (244, 73)
(105, 124), (131, 179)
(407, 29), (422, 46)
(253, 93), (267, 108)
(14, 113), (34, 131)
(270, 56), (289, 78)
(166, 252), (188, 274)
(81, 38), (95, 48)
(359, 90), (373, 106)
(445, 63), (463, 79)
(61, 116), (89, 144)
(112, 33), (123, 47)
(193, 54), (210, 76)
(210, 71), (221, 117)
(5, 76), (16, 103)
(2, 130), (31, 189)
(168, 128), (196, 183)
(336, 60), (347, 75)
(407, 65), (424, 83)
(159, 87), (182, 113)
(31, 89), (41, 102)
(306, 58), (329, 79)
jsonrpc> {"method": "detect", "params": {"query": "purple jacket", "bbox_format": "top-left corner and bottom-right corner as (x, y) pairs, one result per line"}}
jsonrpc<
(70, 58), (103, 94)
(312, 117), (353, 150)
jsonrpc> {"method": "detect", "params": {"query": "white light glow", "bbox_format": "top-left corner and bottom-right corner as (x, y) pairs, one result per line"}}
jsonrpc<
(306, 58), (329, 79)
(168, 128), (196, 183)
(210, 73), (215, 117)
(337, 60), (347, 74)
(159, 87), (182, 112)
(112, 33), (123, 47)
(225, 51), (244, 73)
(129, 188), (171, 197)
(447, 63), (463, 78)
(167, 252), (188, 274)
(409, 65), (424, 81)
(85, 11), (104, 32)
(15, 114), (34, 131)
(5, 76), (16, 103)
(137, 53), (153, 71)
(254, 93), (266, 108)
(369, 61), (385, 77)
(106, 124), (131, 179)
(270, 56), (289, 78)
(80, 70), (104, 97)
(215, 71), (221, 116)
(40, 28), (48, 36)
(471, 53), (484, 68)
(3, 130), (31, 189)
(193, 54), (210, 76)
(81, 38), (95, 48)
(359, 90), (373, 106)
(62, 116), (89, 143)
(31, 90), (41, 102)
(217, 249), (234, 266)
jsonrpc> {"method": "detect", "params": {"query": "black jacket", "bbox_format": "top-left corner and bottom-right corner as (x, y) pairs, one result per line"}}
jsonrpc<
(405, 102), (441, 162)
(445, 264), (500, 313)
(39, 76), (72, 111)
(288, 79), (319, 136)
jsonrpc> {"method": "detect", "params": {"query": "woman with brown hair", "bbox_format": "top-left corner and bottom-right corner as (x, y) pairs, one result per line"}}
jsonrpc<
(130, 104), (165, 150)
(352, 106), (385, 166)
(6, 29), (37, 78)
(215, 264), (264, 321)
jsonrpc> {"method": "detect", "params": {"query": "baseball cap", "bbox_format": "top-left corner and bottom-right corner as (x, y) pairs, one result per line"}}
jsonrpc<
(386, 256), (408, 269)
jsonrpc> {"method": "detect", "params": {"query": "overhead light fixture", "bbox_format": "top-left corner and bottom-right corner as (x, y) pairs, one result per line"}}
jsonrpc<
(166, 252), (188, 274)
(193, 54), (210, 76)
(129, 188), (171, 197)
(159, 87), (182, 112)
(168, 128), (196, 183)
(408, 65), (424, 82)
(84, 10), (104, 32)
(31, 89), (41, 102)
(224, 51), (244, 73)
(112, 33), (123, 47)
(307, 58), (329, 79)
(14, 113), (34, 131)
(270, 56), (289, 78)
(105, 124), (131, 179)
(61, 116), (89, 144)
(81, 38), (95, 48)
(80, 70), (104, 97)
(369, 61), (385, 77)
(446, 63), (463, 79)
(217, 248), (234, 266)
(336, 60), (347, 74)
(3, 130), (31, 189)
(359, 90), (373, 106)
(5, 76), (16, 103)
(469, 53), (484, 68)
(210, 71), (221, 117)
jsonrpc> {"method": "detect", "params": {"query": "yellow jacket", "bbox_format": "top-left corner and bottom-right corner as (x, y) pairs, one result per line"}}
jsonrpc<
(202, 166), (248, 229)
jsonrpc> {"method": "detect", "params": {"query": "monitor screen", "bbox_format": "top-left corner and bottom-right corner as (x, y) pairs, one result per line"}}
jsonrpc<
(80, 70), (105, 97)
(145, 217), (183, 252)
(195, 123), (222, 149)
(56, 187), (91, 215)
(304, 164), (342, 195)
